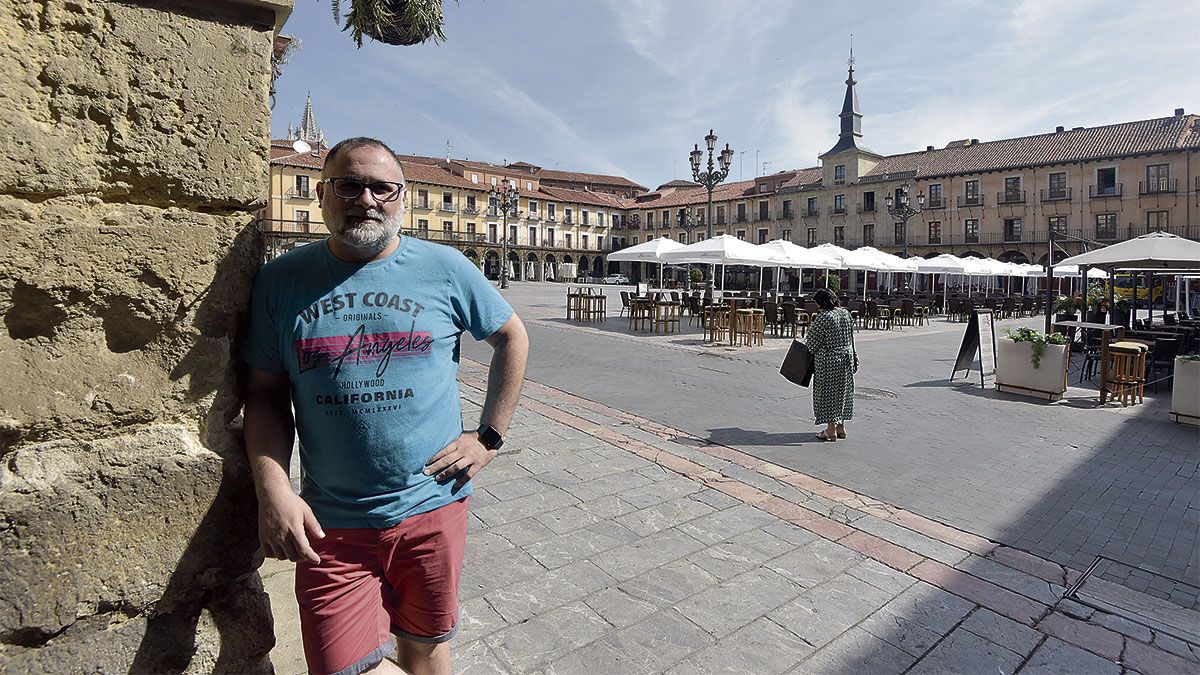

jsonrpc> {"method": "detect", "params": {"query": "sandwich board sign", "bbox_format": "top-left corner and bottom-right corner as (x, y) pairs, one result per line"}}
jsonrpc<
(950, 309), (996, 388)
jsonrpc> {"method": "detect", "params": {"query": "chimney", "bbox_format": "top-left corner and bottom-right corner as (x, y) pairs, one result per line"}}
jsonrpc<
(969, 139), (979, 145)
(926, 145), (934, 151)
(1055, 126), (1065, 133)
(1072, 126), (1084, 131)
(1175, 107), (1185, 116)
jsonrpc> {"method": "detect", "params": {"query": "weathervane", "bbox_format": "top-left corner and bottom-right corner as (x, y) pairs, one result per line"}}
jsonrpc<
(848, 34), (855, 70)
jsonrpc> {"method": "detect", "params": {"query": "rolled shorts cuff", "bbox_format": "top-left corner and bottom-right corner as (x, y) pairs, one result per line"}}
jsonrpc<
(392, 607), (459, 644)
(329, 640), (394, 675)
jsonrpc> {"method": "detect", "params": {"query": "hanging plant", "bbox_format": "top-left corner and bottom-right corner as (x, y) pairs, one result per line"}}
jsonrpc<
(331, 0), (447, 47)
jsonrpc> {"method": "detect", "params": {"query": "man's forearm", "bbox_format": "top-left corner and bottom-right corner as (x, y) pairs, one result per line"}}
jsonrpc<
(479, 327), (529, 435)
(244, 388), (297, 496)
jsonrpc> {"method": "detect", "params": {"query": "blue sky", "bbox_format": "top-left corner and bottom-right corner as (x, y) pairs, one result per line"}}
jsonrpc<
(272, 0), (1198, 189)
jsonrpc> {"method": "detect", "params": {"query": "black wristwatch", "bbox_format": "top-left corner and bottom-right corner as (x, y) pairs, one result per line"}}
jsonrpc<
(476, 424), (504, 451)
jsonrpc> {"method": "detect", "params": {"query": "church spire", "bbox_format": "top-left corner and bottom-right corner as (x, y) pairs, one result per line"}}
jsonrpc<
(820, 37), (876, 158)
(288, 93), (326, 147)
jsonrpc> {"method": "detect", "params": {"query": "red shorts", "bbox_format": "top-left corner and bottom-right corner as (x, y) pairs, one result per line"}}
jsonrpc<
(295, 497), (469, 675)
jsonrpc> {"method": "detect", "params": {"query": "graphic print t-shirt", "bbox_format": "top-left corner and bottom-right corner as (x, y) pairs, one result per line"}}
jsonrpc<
(243, 237), (513, 528)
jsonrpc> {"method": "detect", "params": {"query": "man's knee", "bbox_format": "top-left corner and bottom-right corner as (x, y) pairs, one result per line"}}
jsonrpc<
(395, 638), (450, 675)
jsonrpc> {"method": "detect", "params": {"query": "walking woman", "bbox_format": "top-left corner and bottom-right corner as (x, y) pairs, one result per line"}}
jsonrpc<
(806, 288), (856, 441)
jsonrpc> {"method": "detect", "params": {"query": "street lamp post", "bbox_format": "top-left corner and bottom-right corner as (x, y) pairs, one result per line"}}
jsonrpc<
(884, 182), (925, 259)
(689, 129), (734, 292)
(885, 182), (924, 293)
(677, 209), (699, 290)
(489, 181), (520, 289)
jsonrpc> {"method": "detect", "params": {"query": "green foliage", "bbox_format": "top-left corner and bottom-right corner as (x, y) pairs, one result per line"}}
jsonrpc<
(1086, 282), (1108, 309)
(820, 271), (841, 289)
(689, 267), (704, 283)
(1177, 354), (1200, 363)
(1004, 327), (1068, 369)
(332, 0), (447, 47)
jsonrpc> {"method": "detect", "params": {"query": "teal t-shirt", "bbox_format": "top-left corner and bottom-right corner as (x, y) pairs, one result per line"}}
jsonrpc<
(242, 236), (513, 528)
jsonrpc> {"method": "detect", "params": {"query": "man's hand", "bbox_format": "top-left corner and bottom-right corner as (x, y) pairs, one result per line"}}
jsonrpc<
(257, 485), (325, 565)
(424, 431), (496, 490)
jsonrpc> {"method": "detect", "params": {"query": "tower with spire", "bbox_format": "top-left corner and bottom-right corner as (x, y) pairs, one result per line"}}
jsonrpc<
(287, 93), (326, 148)
(818, 40), (882, 185)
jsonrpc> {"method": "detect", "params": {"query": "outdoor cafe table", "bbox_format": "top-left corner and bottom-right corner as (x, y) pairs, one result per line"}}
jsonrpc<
(1053, 320), (1123, 403)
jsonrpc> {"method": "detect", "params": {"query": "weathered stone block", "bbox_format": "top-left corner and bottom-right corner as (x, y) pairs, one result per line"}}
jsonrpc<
(0, 1), (278, 208)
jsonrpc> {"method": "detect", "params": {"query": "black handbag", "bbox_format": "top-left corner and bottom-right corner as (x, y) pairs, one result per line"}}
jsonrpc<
(780, 339), (814, 387)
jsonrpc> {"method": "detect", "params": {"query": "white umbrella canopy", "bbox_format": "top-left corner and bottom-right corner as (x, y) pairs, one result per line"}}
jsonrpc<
(914, 254), (967, 274)
(1056, 231), (1200, 270)
(760, 239), (845, 269)
(659, 234), (789, 266)
(605, 236), (684, 262)
(839, 246), (918, 272)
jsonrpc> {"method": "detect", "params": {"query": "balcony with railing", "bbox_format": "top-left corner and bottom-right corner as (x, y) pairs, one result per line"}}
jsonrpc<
(925, 196), (945, 209)
(856, 202), (876, 213)
(735, 214), (748, 223)
(1139, 179), (1178, 195)
(964, 231), (980, 244)
(413, 201), (434, 211)
(285, 187), (313, 200)
(546, 214), (557, 223)
(828, 205), (847, 216)
(1040, 187), (1072, 202)
(462, 205), (479, 215)
(754, 211), (772, 222)
(779, 209), (794, 220)
(997, 190), (1026, 205)
(1088, 183), (1123, 199)
(438, 202), (457, 213)
(804, 207), (820, 218)
(957, 194), (984, 207)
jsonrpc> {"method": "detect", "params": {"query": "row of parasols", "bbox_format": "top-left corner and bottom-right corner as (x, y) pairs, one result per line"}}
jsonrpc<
(609, 235), (1107, 293)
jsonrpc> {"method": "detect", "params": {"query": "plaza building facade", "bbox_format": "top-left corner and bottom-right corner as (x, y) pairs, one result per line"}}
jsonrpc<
(262, 72), (1199, 285)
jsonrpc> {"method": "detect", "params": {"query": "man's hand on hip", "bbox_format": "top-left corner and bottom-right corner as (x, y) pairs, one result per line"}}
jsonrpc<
(425, 431), (496, 490)
(257, 485), (325, 565)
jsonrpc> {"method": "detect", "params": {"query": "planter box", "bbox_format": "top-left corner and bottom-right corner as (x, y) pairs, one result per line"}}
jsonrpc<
(996, 338), (1069, 401)
(1171, 360), (1200, 425)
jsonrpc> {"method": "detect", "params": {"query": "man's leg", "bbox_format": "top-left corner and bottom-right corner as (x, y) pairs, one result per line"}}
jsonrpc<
(394, 639), (450, 675)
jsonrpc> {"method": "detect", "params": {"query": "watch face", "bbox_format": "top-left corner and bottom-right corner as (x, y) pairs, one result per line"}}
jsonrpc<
(478, 425), (503, 450)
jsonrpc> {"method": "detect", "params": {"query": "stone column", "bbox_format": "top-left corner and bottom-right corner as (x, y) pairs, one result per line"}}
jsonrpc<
(0, 1), (292, 672)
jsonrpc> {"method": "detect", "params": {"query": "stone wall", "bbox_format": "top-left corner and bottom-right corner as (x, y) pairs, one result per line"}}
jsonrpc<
(0, 1), (292, 672)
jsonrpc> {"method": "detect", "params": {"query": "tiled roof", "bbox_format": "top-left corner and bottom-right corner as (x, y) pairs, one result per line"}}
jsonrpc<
(862, 114), (1200, 180)
(399, 161), (480, 191)
(536, 185), (629, 210)
(535, 167), (647, 191)
(656, 180), (701, 189)
(779, 167), (824, 189)
(270, 148), (328, 170)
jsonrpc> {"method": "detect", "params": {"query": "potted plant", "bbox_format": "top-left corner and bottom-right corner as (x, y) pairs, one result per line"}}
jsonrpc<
(1171, 355), (1200, 425)
(1053, 295), (1079, 324)
(1085, 283), (1109, 323)
(996, 327), (1071, 400)
(332, 0), (447, 47)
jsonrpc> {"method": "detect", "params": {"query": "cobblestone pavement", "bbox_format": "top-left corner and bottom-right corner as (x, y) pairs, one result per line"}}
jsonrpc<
(262, 282), (1198, 674)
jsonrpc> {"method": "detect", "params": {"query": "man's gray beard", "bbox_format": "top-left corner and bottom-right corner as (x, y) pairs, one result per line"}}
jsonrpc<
(326, 208), (402, 256)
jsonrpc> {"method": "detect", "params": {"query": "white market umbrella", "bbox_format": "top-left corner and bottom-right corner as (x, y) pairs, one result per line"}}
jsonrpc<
(1057, 231), (1200, 271)
(660, 234), (789, 292)
(607, 236), (685, 286)
(916, 254), (968, 311)
(760, 239), (845, 293)
(836, 246), (918, 298)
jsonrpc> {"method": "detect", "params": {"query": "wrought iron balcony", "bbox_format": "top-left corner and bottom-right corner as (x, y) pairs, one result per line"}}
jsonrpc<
(957, 195), (984, 207)
(754, 211), (772, 222)
(925, 197), (945, 209)
(964, 232), (980, 243)
(285, 187), (313, 199)
(997, 190), (1026, 204)
(462, 205), (479, 215)
(735, 214), (748, 223)
(828, 205), (847, 215)
(856, 203), (876, 213)
(1088, 183), (1123, 199)
(1040, 188), (1072, 202)
(804, 208), (820, 218)
(779, 210), (794, 220)
(413, 201), (434, 210)
(439, 203), (456, 212)
(1139, 179), (1177, 195)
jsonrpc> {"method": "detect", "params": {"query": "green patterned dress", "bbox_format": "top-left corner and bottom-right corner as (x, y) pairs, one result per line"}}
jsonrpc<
(806, 307), (856, 425)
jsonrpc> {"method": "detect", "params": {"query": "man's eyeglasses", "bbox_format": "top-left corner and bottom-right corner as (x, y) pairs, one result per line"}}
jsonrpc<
(324, 177), (405, 203)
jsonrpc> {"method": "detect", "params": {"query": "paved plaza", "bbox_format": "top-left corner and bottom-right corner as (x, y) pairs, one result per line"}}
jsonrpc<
(263, 282), (1198, 674)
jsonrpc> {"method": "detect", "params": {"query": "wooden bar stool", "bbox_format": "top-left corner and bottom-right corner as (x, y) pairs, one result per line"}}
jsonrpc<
(629, 298), (651, 331)
(1107, 341), (1148, 406)
(703, 305), (728, 343)
(653, 301), (679, 334)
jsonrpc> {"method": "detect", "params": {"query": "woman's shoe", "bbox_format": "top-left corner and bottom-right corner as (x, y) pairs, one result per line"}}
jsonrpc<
(816, 430), (836, 442)
(835, 426), (847, 439)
